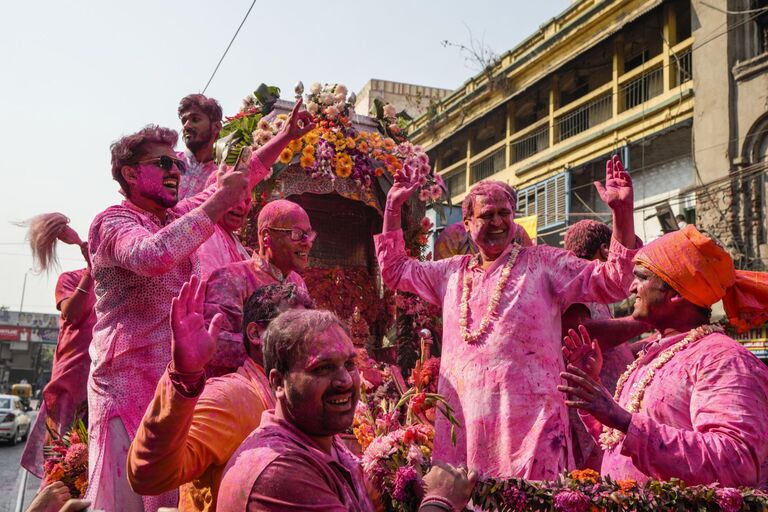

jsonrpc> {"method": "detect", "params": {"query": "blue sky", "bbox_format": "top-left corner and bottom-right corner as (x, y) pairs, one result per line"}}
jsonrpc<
(0, 0), (567, 313)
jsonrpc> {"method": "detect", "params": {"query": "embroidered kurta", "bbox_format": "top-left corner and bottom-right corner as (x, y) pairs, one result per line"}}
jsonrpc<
(21, 269), (96, 477)
(86, 189), (218, 510)
(218, 411), (375, 512)
(178, 151), (218, 200)
(588, 331), (768, 486)
(375, 229), (637, 479)
(128, 359), (274, 512)
(203, 255), (307, 377)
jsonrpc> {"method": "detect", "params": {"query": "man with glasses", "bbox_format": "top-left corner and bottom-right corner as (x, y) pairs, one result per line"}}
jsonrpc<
(86, 101), (313, 511)
(203, 199), (315, 377)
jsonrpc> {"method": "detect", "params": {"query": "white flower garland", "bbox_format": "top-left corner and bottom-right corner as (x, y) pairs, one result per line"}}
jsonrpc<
(599, 323), (724, 450)
(459, 244), (521, 344)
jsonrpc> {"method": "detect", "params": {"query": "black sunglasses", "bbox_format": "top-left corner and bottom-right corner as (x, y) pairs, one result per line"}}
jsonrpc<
(130, 155), (187, 173)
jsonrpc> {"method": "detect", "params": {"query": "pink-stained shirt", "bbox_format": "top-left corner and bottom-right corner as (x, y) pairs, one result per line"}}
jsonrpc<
(203, 255), (307, 377)
(586, 331), (768, 487)
(197, 226), (250, 280)
(21, 269), (96, 477)
(178, 151), (218, 200)
(375, 229), (637, 479)
(86, 188), (219, 507)
(218, 411), (375, 512)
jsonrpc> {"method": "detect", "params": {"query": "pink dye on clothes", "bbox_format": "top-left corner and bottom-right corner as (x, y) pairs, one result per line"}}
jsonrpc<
(197, 225), (250, 279)
(218, 410), (375, 512)
(590, 331), (768, 487)
(85, 188), (218, 510)
(178, 151), (218, 199)
(21, 269), (96, 477)
(203, 254), (308, 377)
(375, 229), (637, 479)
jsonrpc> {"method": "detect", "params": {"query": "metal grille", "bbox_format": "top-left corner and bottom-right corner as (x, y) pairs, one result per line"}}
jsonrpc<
(470, 146), (506, 183)
(444, 169), (467, 197)
(620, 66), (663, 111)
(511, 124), (550, 163)
(516, 173), (568, 229)
(675, 49), (692, 85)
(555, 93), (612, 142)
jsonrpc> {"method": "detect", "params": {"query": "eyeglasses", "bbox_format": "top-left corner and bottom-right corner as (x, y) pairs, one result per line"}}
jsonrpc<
(129, 155), (187, 173)
(268, 227), (317, 243)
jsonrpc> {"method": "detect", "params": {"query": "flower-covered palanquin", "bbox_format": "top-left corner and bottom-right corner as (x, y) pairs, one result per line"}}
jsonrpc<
(217, 83), (444, 365)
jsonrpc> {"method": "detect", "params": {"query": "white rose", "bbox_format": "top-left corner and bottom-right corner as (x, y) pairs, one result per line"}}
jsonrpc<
(310, 82), (322, 94)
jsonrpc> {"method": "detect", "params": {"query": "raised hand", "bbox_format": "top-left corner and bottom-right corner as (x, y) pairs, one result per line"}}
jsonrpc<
(282, 98), (316, 140)
(170, 275), (223, 374)
(562, 324), (603, 381)
(558, 365), (631, 432)
(594, 154), (633, 212)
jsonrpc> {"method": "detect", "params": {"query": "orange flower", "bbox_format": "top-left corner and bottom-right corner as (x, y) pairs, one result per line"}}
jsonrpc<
(278, 148), (293, 164)
(345, 137), (356, 149)
(300, 154), (316, 169)
(288, 138), (303, 152)
(304, 129), (320, 145)
(383, 137), (396, 151)
(617, 478), (637, 493)
(302, 144), (315, 157)
(570, 468), (599, 484)
(74, 473), (88, 496)
(357, 141), (369, 153)
(335, 154), (353, 178)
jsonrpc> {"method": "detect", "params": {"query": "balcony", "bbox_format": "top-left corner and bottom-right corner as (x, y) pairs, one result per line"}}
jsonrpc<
(433, 34), (694, 200)
(470, 145), (506, 184)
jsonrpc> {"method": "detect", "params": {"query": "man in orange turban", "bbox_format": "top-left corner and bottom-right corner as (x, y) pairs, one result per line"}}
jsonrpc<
(559, 225), (768, 487)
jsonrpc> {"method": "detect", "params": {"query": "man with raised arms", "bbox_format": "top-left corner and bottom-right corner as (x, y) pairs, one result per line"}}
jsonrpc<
(375, 156), (637, 479)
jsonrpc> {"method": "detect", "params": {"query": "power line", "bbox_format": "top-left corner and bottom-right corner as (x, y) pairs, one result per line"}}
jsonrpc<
(201, 0), (258, 95)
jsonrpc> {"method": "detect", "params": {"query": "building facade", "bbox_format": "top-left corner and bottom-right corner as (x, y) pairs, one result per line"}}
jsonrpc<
(692, 0), (768, 271)
(354, 79), (452, 119)
(0, 309), (58, 393)
(409, 0), (696, 245)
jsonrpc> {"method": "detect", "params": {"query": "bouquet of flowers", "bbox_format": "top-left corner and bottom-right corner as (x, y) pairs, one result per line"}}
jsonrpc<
(218, 82), (446, 200)
(356, 338), (457, 512)
(43, 418), (89, 497)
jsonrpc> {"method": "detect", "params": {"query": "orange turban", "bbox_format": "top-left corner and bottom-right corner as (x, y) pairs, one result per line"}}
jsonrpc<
(635, 225), (768, 332)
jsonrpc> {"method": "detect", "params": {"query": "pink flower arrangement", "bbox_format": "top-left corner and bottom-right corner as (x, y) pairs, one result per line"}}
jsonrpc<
(715, 487), (744, 512)
(553, 489), (590, 512)
(43, 418), (89, 497)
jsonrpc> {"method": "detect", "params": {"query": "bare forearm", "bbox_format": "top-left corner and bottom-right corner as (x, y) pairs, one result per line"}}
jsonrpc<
(611, 207), (635, 250)
(583, 317), (652, 349)
(60, 271), (93, 324)
(383, 200), (402, 233)
(253, 131), (290, 176)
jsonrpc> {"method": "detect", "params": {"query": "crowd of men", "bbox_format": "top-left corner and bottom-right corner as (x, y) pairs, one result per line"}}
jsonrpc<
(18, 92), (768, 512)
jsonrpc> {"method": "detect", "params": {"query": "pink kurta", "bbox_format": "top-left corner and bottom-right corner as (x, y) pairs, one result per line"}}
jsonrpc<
(197, 226), (250, 280)
(375, 229), (637, 479)
(203, 255), (307, 377)
(86, 189), (219, 510)
(21, 269), (96, 477)
(178, 151), (218, 199)
(590, 331), (768, 486)
(218, 411), (375, 511)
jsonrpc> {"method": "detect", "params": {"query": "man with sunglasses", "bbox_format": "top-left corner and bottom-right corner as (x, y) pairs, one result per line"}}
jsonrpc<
(85, 101), (314, 511)
(202, 199), (316, 377)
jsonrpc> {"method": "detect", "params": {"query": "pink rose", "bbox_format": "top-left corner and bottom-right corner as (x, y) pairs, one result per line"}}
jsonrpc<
(310, 82), (322, 94)
(335, 84), (348, 97)
(383, 104), (397, 118)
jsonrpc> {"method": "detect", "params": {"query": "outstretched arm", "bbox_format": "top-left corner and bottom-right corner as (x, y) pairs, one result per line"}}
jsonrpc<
(595, 155), (635, 250)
